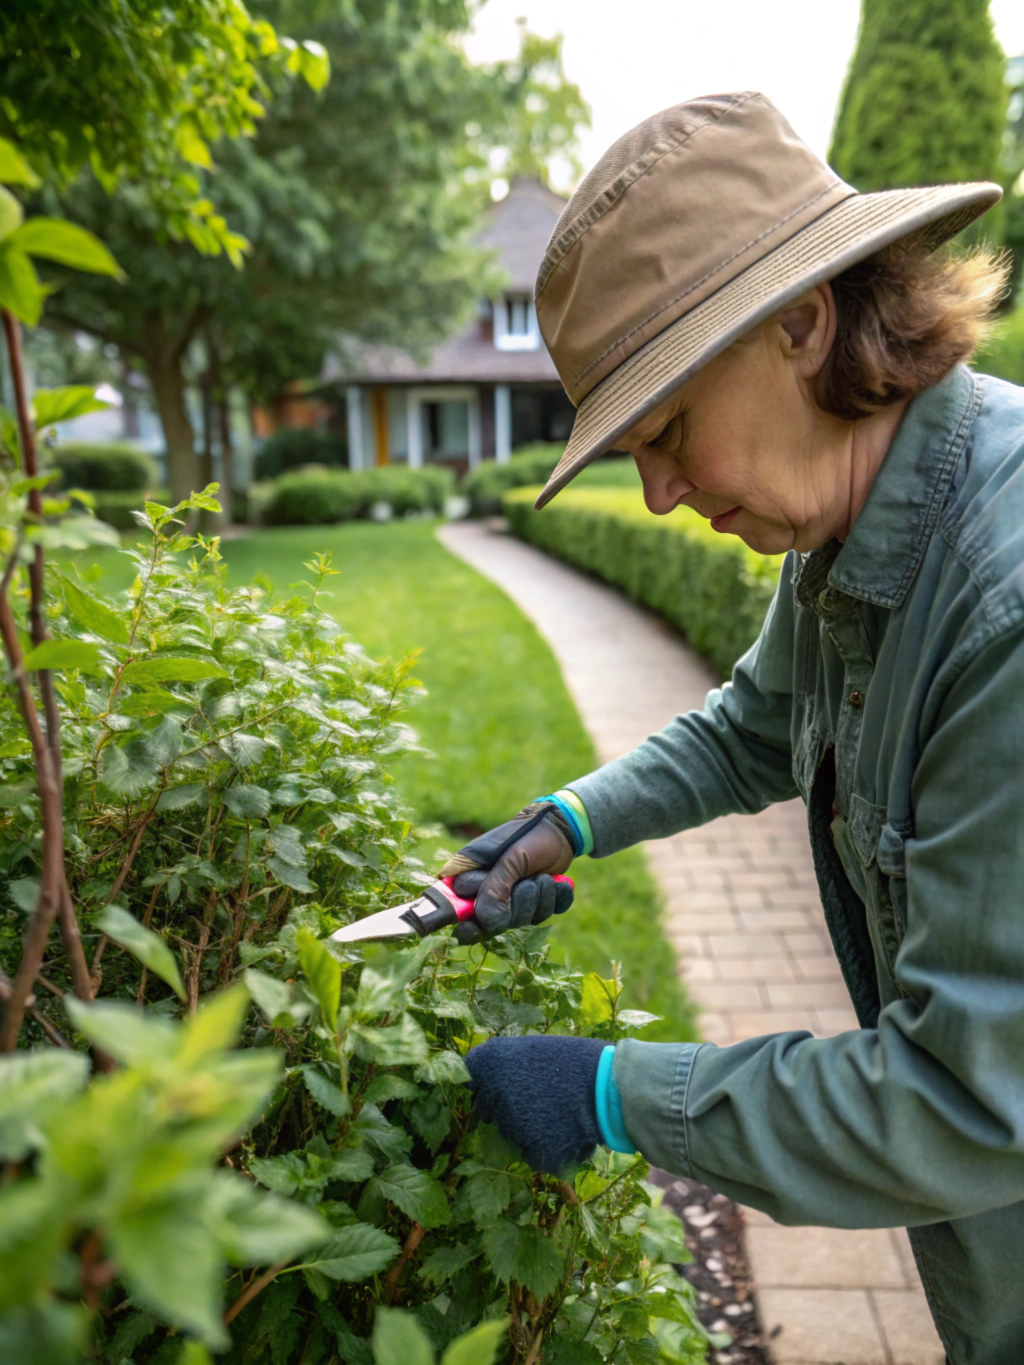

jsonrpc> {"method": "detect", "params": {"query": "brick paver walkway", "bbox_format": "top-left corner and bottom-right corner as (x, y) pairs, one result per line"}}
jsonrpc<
(439, 520), (944, 1365)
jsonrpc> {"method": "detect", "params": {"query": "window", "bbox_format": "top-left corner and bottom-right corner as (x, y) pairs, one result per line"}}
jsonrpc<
(493, 294), (540, 352)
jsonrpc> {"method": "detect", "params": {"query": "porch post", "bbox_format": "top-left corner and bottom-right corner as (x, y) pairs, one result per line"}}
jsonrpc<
(406, 390), (424, 468)
(494, 384), (512, 464)
(346, 385), (364, 470)
(467, 390), (482, 470)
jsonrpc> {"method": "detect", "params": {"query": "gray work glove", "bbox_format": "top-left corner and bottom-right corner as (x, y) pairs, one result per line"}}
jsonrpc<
(440, 801), (577, 944)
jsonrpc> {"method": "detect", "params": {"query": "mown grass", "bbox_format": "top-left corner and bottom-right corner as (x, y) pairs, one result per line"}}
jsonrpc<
(75, 518), (696, 1041)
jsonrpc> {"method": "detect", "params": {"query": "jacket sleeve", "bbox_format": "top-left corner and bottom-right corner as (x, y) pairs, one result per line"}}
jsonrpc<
(567, 554), (800, 856)
(616, 626), (1024, 1227)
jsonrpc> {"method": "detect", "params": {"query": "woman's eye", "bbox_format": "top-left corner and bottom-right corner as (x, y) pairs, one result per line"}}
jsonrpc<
(652, 415), (683, 453)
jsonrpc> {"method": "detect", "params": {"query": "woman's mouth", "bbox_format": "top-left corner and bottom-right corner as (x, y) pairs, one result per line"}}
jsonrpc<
(710, 506), (741, 534)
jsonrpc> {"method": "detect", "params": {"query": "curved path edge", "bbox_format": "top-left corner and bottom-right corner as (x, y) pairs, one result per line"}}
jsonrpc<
(437, 519), (942, 1365)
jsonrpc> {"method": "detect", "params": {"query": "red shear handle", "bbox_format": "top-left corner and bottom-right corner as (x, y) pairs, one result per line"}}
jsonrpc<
(439, 873), (575, 923)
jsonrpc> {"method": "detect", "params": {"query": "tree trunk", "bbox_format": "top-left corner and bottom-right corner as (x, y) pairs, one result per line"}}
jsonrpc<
(218, 390), (236, 526)
(142, 332), (201, 504)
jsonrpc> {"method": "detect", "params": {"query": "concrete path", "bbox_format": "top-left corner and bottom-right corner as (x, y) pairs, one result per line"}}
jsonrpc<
(438, 520), (944, 1365)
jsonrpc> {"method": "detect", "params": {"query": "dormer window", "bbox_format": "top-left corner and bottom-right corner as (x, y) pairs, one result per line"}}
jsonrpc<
(493, 294), (540, 351)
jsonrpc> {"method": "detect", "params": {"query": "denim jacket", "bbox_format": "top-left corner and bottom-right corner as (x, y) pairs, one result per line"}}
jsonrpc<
(568, 366), (1024, 1365)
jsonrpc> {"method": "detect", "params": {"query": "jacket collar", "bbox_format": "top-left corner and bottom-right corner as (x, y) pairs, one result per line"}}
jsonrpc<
(824, 364), (979, 609)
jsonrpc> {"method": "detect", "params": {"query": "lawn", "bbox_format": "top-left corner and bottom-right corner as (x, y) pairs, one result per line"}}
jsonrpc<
(73, 517), (696, 1041)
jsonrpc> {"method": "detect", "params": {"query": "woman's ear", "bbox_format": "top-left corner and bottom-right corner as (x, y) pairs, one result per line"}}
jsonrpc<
(776, 283), (836, 380)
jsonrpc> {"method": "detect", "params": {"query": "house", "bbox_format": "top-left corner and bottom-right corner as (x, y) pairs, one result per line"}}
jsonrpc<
(319, 177), (575, 474)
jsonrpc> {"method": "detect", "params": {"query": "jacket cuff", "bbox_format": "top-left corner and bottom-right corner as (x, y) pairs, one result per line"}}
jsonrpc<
(613, 1039), (705, 1175)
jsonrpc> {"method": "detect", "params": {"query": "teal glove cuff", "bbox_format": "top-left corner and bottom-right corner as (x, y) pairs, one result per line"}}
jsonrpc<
(595, 1045), (635, 1154)
(535, 791), (591, 857)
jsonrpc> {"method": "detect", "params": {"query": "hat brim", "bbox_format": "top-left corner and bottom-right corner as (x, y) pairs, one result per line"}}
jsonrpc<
(535, 182), (1001, 510)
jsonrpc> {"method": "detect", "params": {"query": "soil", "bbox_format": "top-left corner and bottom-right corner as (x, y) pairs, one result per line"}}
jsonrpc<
(649, 1168), (771, 1365)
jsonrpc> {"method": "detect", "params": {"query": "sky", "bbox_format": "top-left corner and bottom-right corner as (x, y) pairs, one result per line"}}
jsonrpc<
(464, 0), (1024, 192)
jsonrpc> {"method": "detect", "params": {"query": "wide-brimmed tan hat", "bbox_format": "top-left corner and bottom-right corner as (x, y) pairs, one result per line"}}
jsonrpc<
(534, 91), (1000, 509)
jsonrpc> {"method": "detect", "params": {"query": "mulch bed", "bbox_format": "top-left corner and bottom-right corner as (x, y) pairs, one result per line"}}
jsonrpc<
(650, 1168), (771, 1365)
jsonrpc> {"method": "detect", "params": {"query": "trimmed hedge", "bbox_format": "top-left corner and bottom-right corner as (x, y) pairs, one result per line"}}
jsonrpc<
(261, 464), (454, 526)
(49, 440), (156, 492)
(253, 426), (347, 480)
(462, 443), (641, 515)
(504, 485), (780, 677)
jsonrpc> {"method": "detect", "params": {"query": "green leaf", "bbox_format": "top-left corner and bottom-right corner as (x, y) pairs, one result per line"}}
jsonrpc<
(157, 783), (207, 811)
(617, 1010), (662, 1031)
(419, 1242), (479, 1288)
(297, 928), (341, 1028)
(98, 737), (159, 797)
(580, 973), (616, 1029)
(209, 1170), (328, 1266)
(267, 857), (315, 894)
(243, 968), (311, 1028)
(111, 1195), (227, 1349)
(0, 1050), (90, 1161)
(301, 1222), (400, 1282)
(177, 1345), (214, 1365)
(352, 1013), (429, 1068)
(95, 904), (186, 1001)
(481, 1219), (519, 1285)
(222, 784), (271, 819)
(220, 731), (269, 766)
(0, 245), (44, 325)
(267, 823), (306, 864)
(0, 139), (41, 188)
(372, 1163), (449, 1230)
(7, 877), (39, 912)
(440, 1319), (509, 1365)
(511, 1225), (565, 1299)
(178, 985), (251, 1063)
(60, 576), (129, 643)
(33, 385), (110, 431)
(21, 638), (101, 674)
(299, 40), (331, 92)
(248, 1151), (306, 1195)
(9, 217), (125, 279)
(371, 1307), (433, 1365)
(464, 1170), (511, 1225)
(121, 656), (228, 685)
(301, 1066), (349, 1117)
(0, 186), (24, 243)
(64, 998), (176, 1066)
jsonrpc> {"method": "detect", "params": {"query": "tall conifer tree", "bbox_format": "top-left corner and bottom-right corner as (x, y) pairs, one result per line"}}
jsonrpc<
(829, 0), (1007, 191)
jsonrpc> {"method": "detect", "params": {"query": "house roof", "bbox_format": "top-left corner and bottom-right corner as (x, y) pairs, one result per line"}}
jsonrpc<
(322, 177), (567, 389)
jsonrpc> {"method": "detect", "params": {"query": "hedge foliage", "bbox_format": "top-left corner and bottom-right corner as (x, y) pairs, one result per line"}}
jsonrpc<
(254, 427), (348, 481)
(0, 489), (710, 1364)
(262, 466), (454, 526)
(463, 447), (641, 517)
(504, 486), (780, 678)
(48, 440), (156, 492)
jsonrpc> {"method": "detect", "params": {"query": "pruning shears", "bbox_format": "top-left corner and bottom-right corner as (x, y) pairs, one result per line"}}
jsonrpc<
(329, 874), (575, 944)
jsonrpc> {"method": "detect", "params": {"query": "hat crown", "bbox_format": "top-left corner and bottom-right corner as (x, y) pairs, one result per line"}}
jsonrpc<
(535, 92), (855, 406)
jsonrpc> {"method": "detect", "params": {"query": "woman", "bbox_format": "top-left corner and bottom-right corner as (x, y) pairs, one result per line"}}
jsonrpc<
(450, 94), (1024, 1364)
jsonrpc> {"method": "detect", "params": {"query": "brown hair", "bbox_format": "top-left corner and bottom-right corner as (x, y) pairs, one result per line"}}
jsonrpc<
(817, 242), (1012, 421)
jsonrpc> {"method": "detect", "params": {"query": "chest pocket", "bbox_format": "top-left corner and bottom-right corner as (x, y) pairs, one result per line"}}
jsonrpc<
(844, 797), (911, 989)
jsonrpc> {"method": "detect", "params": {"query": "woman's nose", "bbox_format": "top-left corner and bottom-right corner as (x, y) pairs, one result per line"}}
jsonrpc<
(636, 456), (695, 515)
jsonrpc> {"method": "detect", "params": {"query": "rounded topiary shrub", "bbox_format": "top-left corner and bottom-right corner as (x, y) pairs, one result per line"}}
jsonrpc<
(254, 427), (347, 480)
(462, 443), (565, 517)
(49, 440), (156, 492)
(261, 469), (364, 525)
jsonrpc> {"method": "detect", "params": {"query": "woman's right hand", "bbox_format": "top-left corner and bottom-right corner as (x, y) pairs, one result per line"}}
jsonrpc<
(439, 801), (577, 943)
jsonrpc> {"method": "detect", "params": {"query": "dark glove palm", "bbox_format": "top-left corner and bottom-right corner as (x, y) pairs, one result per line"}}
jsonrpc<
(466, 1035), (605, 1174)
(441, 802), (575, 943)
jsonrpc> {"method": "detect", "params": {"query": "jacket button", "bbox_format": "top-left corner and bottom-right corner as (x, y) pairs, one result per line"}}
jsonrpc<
(849, 690), (863, 708)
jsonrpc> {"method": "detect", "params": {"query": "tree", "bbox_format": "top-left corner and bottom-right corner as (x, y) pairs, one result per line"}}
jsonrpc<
(829, 0), (1008, 196)
(39, 4), (588, 503)
(0, 0), (326, 259)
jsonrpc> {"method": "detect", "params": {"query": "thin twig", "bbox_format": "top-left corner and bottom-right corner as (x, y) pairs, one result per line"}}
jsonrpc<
(383, 1223), (425, 1303)
(522, 1328), (545, 1365)
(58, 872), (93, 1004)
(223, 1261), (287, 1326)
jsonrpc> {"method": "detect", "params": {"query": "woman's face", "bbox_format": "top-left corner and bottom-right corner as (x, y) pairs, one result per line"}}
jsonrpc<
(618, 285), (891, 555)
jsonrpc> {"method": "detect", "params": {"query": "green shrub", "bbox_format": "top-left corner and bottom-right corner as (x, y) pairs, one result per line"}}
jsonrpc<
(977, 305), (1024, 386)
(504, 485), (779, 678)
(254, 425), (348, 480)
(48, 439), (156, 492)
(462, 444), (564, 517)
(0, 488), (710, 1364)
(262, 465), (454, 526)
